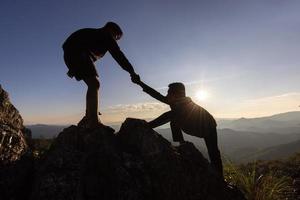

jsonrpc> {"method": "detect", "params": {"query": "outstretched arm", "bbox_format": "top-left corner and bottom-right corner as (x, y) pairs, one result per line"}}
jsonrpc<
(140, 81), (168, 104)
(110, 48), (135, 74)
(132, 76), (169, 104)
(108, 39), (136, 76)
(149, 111), (172, 128)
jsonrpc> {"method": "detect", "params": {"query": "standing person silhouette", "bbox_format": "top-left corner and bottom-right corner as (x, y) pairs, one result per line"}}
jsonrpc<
(63, 22), (139, 128)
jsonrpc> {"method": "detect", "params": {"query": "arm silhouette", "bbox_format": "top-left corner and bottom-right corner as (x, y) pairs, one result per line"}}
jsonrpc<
(136, 80), (169, 104)
(108, 38), (136, 75)
(149, 111), (184, 141)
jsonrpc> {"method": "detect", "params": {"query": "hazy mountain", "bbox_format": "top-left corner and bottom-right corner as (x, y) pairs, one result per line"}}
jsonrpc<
(241, 139), (300, 162)
(156, 128), (300, 162)
(26, 124), (68, 138)
(26, 111), (300, 163)
(217, 111), (300, 134)
(26, 111), (300, 138)
(267, 111), (300, 121)
(26, 124), (121, 138)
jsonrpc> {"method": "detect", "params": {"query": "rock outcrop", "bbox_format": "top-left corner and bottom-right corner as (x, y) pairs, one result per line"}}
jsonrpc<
(0, 85), (245, 200)
(31, 119), (245, 200)
(0, 85), (33, 200)
(0, 85), (30, 163)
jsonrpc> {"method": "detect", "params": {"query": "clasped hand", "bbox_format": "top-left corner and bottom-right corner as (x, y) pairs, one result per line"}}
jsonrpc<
(131, 73), (141, 85)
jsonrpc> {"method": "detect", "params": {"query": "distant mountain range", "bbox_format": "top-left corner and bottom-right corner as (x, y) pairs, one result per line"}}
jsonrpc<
(26, 124), (68, 138)
(240, 139), (300, 162)
(156, 127), (300, 163)
(217, 111), (300, 134)
(26, 111), (300, 162)
(26, 111), (300, 138)
(26, 124), (121, 138)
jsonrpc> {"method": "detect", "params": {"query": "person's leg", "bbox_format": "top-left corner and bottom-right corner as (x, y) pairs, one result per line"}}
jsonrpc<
(170, 120), (184, 142)
(83, 76), (101, 127)
(204, 128), (223, 177)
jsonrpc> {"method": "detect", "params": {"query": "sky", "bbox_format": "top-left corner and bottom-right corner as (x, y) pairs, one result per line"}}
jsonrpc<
(0, 0), (299, 125)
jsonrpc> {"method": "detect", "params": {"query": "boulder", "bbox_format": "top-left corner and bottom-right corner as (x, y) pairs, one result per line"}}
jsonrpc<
(31, 118), (245, 200)
(0, 85), (33, 200)
(0, 85), (29, 163)
(0, 84), (245, 200)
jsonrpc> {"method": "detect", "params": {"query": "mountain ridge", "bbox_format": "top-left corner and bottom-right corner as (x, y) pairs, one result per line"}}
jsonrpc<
(217, 111), (300, 133)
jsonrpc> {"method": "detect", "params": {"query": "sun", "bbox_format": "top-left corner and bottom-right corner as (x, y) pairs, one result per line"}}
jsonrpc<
(195, 90), (209, 101)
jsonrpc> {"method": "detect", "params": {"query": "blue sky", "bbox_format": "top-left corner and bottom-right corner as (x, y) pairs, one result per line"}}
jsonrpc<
(0, 0), (299, 124)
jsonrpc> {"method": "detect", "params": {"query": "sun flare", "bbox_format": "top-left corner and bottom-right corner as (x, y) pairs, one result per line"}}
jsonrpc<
(195, 90), (209, 101)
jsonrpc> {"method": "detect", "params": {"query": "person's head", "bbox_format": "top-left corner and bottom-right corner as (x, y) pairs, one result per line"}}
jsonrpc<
(104, 22), (123, 40)
(167, 82), (186, 103)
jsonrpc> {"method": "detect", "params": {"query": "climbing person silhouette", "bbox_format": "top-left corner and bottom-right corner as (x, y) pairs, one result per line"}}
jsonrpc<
(63, 22), (139, 128)
(132, 77), (223, 177)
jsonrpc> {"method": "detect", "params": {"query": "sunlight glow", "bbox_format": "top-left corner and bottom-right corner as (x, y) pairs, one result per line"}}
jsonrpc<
(195, 89), (209, 101)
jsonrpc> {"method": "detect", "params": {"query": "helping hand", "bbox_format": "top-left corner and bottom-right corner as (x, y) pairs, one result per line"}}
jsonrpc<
(131, 73), (141, 84)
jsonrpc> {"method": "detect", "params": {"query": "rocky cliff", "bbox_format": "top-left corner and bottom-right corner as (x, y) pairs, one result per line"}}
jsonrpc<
(0, 85), (30, 163)
(30, 119), (244, 200)
(0, 85), (245, 200)
(0, 85), (33, 200)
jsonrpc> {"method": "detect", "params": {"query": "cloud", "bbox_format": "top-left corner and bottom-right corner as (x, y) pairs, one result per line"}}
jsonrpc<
(237, 92), (300, 117)
(103, 102), (168, 113)
(94, 102), (169, 124)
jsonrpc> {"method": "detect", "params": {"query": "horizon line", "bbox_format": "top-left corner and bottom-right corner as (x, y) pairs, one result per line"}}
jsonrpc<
(24, 110), (300, 126)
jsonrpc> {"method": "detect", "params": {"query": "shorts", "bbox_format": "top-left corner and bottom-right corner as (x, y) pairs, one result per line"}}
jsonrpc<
(63, 51), (99, 81)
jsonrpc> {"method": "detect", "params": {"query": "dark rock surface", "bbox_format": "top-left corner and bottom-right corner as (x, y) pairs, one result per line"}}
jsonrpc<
(0, 85), (245, 200)
(0, 85), (33, 200)
(0, 85), (29, 163)
(31, 118), (245, 200)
